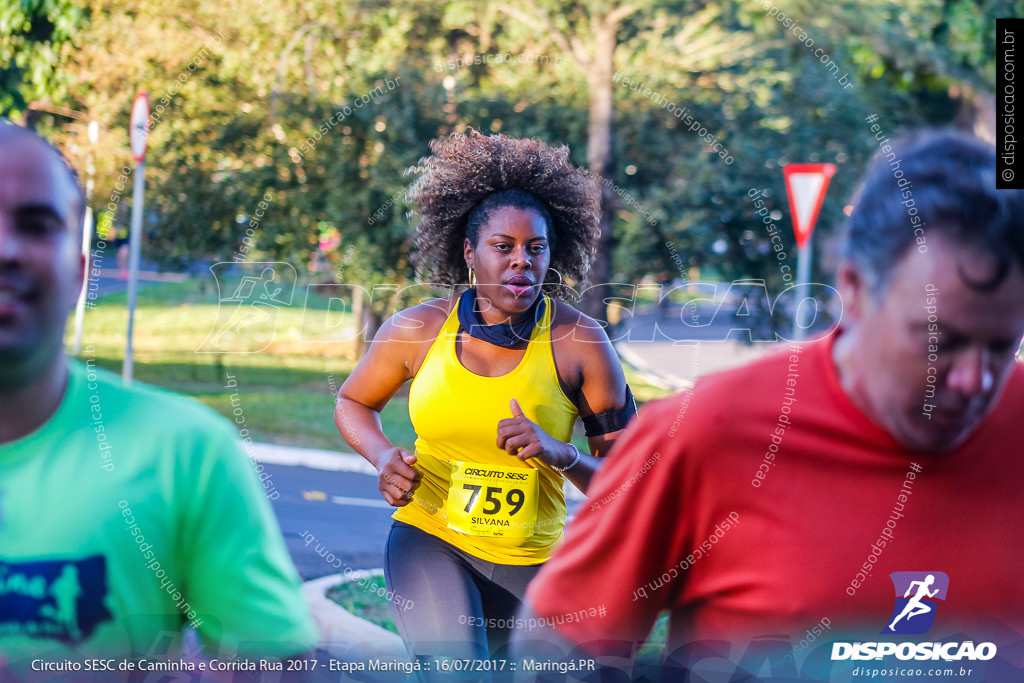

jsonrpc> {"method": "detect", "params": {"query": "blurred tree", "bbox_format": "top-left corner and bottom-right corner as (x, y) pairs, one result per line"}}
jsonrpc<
(782, 0), (1009, 138)
(469, 0), (1000, 321)
(37, 0), (1003, 349)
(57, 0), (452, 354)
(434, 0), (770, 323)
(488, 1), (650, 324)
(460, 0), (866, 321)
(0, 0), (86, 122)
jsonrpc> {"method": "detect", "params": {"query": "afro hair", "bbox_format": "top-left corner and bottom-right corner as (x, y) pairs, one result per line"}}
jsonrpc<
(406, 129), (600, 301)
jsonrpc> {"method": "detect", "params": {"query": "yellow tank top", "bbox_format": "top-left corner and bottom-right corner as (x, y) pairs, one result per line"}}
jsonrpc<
(395, 294), (578, 564)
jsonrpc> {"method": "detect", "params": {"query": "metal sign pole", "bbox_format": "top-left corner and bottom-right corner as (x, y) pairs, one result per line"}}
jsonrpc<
(123, 93), (149, 383)
(72, 121), (98, 356)
(793, 238), (812, 341)
(72, 206), (93, 355)
(122, 159), (145, 382)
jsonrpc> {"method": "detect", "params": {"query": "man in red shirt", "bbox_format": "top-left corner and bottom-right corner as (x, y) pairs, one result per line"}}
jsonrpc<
(518, 131), (1024, 681)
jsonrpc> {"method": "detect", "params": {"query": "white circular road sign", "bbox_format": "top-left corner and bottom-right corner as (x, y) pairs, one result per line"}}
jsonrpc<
(130, 92), (149, 162)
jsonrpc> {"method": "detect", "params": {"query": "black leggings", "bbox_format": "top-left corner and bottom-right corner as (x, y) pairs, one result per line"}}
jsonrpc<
(384, 521), (542, 673)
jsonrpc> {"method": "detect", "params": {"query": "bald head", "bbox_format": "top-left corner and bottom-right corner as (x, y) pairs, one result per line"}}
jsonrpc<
(0, 122), (86, 232)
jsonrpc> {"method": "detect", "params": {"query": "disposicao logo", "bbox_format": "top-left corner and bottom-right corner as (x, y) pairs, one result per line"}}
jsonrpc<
(883, 571), (948, 634)
(831, 571), (997, 663)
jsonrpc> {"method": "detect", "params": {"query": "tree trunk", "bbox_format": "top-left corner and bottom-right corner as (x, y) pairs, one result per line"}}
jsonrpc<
(580, 23), (617, 325)
(352, 284), (386, 361)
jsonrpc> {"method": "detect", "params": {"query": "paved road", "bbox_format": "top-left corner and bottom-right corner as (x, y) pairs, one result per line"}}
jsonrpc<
(267, 463), (395, 579)
(615, 297), (838, 390)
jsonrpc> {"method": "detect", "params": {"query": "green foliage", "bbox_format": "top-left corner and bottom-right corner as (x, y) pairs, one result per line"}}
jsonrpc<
(0, 0), (86, 117)
(27, 0), (999, 305)
(326, 574), (399, 635)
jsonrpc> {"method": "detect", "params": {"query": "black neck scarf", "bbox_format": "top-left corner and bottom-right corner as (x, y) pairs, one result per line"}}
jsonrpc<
(456, 288), (546, 348)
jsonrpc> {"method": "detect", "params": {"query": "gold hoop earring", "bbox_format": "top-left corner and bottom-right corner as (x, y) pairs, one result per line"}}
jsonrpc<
(545, 267), (580, 302)
(469, 267), (477, 289)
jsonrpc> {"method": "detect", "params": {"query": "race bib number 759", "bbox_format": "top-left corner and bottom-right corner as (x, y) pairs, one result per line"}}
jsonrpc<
(446, 461), (539, 538)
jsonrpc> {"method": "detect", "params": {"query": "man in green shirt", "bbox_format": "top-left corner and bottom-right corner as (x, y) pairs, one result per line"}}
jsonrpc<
(0, 123), (318, 675)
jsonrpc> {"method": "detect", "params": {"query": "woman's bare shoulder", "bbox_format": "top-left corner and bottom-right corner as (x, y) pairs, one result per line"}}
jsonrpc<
(549, 298), (611, 346)
(379, 295), (458, 343)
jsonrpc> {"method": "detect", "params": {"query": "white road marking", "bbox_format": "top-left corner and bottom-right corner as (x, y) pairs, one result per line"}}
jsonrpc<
(329, 495), (394, 509)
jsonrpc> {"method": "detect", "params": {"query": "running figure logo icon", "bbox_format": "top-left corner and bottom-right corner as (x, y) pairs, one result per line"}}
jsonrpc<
(882, 571), (949, 634)
(197, 262), (296, 353)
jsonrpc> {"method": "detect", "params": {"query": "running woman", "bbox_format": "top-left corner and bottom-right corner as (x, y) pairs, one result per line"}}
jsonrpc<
(335, 130), (635, 669)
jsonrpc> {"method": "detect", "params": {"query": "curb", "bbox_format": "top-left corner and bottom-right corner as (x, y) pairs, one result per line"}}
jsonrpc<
(252, 443), (376, 474)
(302, 572), (407, 659)
(615, 341), (694, 392)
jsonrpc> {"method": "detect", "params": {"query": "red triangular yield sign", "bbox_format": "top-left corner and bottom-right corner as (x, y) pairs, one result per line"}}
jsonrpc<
(783, 163), (837, 249)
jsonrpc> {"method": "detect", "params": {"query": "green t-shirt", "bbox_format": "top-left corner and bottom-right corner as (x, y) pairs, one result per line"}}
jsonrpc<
(0, 360), (317, 669)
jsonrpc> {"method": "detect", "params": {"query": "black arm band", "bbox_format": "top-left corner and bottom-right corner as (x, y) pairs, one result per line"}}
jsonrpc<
(582, 386), (638, 437)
